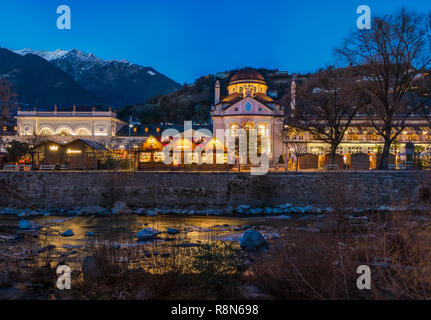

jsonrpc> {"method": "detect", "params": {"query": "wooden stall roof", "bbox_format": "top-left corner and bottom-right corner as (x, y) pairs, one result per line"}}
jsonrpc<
(64, 139), (108, 151)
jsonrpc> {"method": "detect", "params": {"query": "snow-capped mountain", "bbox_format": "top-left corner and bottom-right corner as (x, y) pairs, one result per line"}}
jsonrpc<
(13, 48), (181, 107)
(0, 48), (101, 107)
(14, 48), (72, 61)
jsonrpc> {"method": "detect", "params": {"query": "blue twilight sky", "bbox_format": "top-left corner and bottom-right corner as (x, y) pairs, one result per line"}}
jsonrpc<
(0, 0), (430, 84)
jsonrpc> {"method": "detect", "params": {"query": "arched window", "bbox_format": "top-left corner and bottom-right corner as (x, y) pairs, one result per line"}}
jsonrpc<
(56, 127), (73, 136)
(75, 127), (91, 136)
(39, 128), (54, 136)
(230, 123), (239, 136)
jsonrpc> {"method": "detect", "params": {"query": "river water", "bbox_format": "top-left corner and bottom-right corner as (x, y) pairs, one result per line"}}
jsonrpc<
(0, 214), (300, 274)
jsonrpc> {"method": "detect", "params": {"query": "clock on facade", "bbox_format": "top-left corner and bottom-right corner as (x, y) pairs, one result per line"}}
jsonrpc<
(245, 102), (252, 112)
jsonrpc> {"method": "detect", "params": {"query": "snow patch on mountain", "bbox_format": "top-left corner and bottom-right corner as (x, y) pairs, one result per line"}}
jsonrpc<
(13, 48), (69, 61)
(13, 48), (130, 65)
(147, 70), (156, 76)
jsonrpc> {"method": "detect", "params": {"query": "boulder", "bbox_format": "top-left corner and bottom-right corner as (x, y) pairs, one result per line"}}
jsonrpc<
(264, 207), (273, 215)
(137, 228), (161, 241)
(18, 220), (32, 230)
(264, 232), (281, 240)
(112, 201), (128, 214)
(147, 209), (157, 216)
(240, 229), (267, 250)
(0, 272), (10, 288)
(81, 205), (104, 215)
(166, 228), (180, 235)
(135, 208), (146, 215)
(61, 229), (74, 237)
(135, 208), (157, 216)
(313, 219), (339, 233)
(82, 256), (101, 282)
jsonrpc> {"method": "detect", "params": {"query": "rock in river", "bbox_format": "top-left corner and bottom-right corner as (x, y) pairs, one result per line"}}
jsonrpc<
(240, 229), (267, 250)
(166, 228), (180, 235)
(61, 229), (74, 237)
(80, 205), (104, 215)
(18, 220), (32, 230)
(137, 228), (161, 241)
(112, 201), (129, 214)
(82, 256), (101, 282)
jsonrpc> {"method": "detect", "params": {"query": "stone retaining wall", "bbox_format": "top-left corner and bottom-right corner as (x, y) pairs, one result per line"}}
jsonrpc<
(0, 171), (430, 209)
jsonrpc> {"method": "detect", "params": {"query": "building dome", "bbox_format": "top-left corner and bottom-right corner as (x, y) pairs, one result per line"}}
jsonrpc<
(230, 68), (265, 82)
(226, 68), (268, 97)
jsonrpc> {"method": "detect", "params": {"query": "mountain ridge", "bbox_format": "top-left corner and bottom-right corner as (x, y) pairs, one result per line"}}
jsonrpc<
(13, 48), (181, 107)
(0, 48), (101, 108)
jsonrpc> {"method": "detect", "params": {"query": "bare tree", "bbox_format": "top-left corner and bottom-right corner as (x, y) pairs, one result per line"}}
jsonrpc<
(283, 128), (308, 171)
(337, 8), (431, 169)
(0, 79), (17, 150)
(23, 130), (48, 169)
(289, 68), (364, 164)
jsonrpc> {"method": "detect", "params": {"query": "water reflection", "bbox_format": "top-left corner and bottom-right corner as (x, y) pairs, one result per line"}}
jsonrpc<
(0, 215), (293, 273)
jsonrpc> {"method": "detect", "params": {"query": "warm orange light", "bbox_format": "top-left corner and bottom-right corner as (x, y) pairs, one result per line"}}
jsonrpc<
(49, 145), (58, 151)
(67, 149), (81, 154)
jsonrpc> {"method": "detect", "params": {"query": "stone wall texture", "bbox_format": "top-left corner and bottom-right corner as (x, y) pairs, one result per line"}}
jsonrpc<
(0, 171), (430, 209)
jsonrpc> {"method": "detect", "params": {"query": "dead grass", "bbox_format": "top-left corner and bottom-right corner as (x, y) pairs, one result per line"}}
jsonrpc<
(248, 211), (431, 300)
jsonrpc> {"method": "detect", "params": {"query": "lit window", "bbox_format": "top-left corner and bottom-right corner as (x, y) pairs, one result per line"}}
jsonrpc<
(145, 127), (149, 132)
(239, 87), (243, 93)
(233, 87), (236, 93)
(258, 125), (266, 135)
(231, 124), (238, 136)
(67, 149), (81, 154)
(3, 126), (6, 131)
(133, 127), (137, 133)
(156, 128), (160, 132)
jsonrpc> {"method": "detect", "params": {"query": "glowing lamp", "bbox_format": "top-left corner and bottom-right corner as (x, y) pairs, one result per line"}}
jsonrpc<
(67, 149), (81, 154)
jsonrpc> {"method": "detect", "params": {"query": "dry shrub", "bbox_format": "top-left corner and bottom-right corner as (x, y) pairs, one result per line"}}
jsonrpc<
(250, 210), (431, 300)
(356, 212), (431, 299)
(73, 239), (245, 299)
(249, 233), (361, 299)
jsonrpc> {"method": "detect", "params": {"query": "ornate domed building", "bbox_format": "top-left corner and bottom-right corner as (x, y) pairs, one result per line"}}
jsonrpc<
(211, 68), (285, 163)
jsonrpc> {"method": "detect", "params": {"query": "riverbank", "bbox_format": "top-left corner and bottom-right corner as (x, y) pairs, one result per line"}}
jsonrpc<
(0, 201), (420, 218)
(1, 212), (430, 299)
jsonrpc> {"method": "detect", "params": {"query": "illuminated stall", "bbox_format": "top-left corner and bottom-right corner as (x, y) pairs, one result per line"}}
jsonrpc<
(63, 139), (108, 170)
(138, 136), (163, 168)
(198, 138), (228, 165)
(33, 140), (65, 168)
